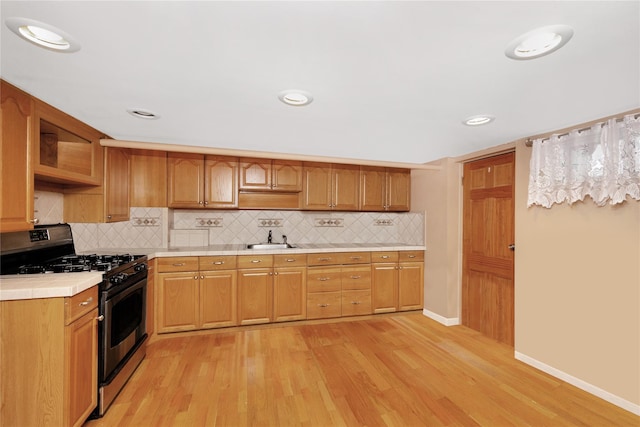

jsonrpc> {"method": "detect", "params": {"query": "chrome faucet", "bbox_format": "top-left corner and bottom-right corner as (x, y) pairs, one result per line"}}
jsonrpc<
(267, 230), (272, 244)
(282, 234), (287, 245)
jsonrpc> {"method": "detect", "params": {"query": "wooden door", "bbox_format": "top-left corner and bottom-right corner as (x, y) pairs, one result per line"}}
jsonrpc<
(1, 81), (33, 231)
(273, 267), (307, 322)
(332, 164), (360, 210)
(360, 166), (386, 211)
(462, 152), (515, 345)
(302, 163), (332, 210)
(239, 158), (271, 190)
(104, 147), (130, 222)
(272, 160), (302, 192)
(386, 169), (411, 211)
(130, 149), (167, 207)
(200, 270), (237, 328)
(168, 153), (204, 208)
(237, 269), (273, 325)
(156, 272), (199, 332)
(204, 156), (238, 208)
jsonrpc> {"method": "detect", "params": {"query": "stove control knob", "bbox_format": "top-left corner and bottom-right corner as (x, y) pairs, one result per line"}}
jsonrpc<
(134, 263), (147, 272)
(110, 273), (128, 285)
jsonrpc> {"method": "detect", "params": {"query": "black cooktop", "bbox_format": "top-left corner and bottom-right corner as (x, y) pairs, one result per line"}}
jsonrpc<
(17, 254), (145, 275)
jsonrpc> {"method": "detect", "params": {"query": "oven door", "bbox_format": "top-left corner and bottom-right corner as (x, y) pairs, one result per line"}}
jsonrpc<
(101, 278), (147, 382)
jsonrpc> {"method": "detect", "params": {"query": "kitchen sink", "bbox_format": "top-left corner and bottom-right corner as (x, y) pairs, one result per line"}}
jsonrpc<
(246, 243), (296, 250)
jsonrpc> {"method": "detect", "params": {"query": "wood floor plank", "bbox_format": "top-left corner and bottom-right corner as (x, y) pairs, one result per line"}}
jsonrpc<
(85, 313), (639, 426)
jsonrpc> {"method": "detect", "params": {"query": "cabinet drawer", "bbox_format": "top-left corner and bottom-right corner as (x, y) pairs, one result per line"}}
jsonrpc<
(273, 254), (306, 267)
(342, 290), (372, 316)
(307, 267), (341, 292)
(399, 251), (424, 262)
(237, 254), (273, 269)
(199, 255), (237, 271)
(157, 257), (199, 272)
(341, 266), (371, 290)
(307, 291), (342, 319)
(65, 286), (98, 324)
(371, 251), (398, 263)
(340, 252), (371, 265)
(307, 253), (342, 266)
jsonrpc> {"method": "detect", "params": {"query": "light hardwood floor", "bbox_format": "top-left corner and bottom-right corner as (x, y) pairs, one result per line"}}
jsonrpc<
(85, 313), (639, 426)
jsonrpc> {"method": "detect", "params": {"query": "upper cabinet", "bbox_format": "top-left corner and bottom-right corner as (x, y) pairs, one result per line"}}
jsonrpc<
(130, 149), (167, 207)
(239, 158), (302, 192)
(168, 153), (238, 209)
(302, 163), (360, 211)
(360, 167), (411, 212)
(1, 81), (35, 231)
(33, 99), (103, 186)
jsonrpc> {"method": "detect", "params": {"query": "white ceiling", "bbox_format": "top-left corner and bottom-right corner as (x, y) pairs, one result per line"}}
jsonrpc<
(1, 1), (639, 165)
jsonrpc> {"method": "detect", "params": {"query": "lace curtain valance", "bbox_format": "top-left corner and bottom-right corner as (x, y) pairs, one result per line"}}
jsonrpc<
(527, 114), (640, 208)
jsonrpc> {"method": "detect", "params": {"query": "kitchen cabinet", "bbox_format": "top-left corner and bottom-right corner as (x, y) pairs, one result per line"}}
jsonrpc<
(360, 166), (411, 211)
(156, 256), (237, 333)
(341, 264), (372, 316)
(302, 163), (360, 210)
(0, 286), (99, 427)
(372, 251), (424, 313)
(239, 158), (302, 192)
(168, 153), (239, 209)
(1, 80), (34, 231)
(273, 254), (307, 322)
(64, 147), (130, 222)
(237, 254), (274, 325)
(33, 97), (103, 186)
(130, 149), (167, 207)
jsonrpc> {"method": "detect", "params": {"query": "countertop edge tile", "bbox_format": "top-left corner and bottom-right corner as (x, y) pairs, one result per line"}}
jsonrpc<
(0, 272), (103, 301)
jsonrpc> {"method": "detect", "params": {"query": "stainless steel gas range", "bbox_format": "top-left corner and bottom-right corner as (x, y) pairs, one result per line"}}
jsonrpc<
(0, 223), (148, 417)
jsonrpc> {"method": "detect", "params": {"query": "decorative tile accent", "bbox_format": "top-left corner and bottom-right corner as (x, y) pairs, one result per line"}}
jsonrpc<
(257, 218), (283, 227)
(374, 219), (394, 226)
(131, 217), (161, 226)
(314, 218), (344, 227)
(196, 217), (223, 227)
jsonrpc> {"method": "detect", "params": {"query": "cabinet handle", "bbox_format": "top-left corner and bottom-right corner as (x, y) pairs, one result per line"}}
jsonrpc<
(213, 261), (225, 265)
(79, 297), (93, 306)
(350, 256), (361, 260)
(380, 255), (390, 259)
(318, 303), (330, 308)
(351, 301), (361, 305)
(285, 258), (296, 262)
(204, 201), (209, 206)
(408, 255), (416, 258)
(318, 257), (331, 262)
(97, 315), (105, 321)
(317, 277), (331, 281)
(172, 262), (185, 266)
(251, 259), (262, 263)
(350, 275), (361, 279)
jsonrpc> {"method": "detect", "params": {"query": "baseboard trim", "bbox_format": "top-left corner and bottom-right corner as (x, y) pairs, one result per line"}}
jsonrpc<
(514, 351), (640, 416)
(422, 309), (460, 326)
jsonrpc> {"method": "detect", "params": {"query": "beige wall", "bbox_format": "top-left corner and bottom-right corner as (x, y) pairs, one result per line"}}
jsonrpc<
(414, 138), (639, 411)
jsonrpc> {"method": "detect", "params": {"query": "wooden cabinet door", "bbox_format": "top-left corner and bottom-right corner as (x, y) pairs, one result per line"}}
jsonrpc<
(130, 149), (167, 207)
(104, 147), (130, 222)
(239, 158), (271, 190)
(272, 160), (302, 192)
(371, 263), (398, 313)
(302, 163), (332, 210)
(200, 270), (237, 328)
(360, 166), (386, 211)
(167, 153), (204, 208)
(386, 168), (411, 211)
(65, 308), (98, 427)
(398, 262), (424, 311)
(204, 156), (238, 208)
(1, 81), (33, 231)
(332, 164), (360, 210)
(273, 267), (307, 322)
(156, 272), (199, 332)
(238, 269), (273, 325)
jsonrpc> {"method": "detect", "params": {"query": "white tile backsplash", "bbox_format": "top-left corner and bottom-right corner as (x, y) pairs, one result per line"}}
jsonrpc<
(32, 191), (424, 251)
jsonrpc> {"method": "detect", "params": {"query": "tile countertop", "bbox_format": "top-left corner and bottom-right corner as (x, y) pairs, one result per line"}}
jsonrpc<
(82, 243), (427, 259)
(0, 244), (425, 301)
(0, 272), (104, 302)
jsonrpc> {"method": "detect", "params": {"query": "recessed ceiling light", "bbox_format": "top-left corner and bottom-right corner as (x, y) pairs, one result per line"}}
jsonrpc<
(505, 25), (573, 60)
(278, 90), (313, 106)
(463, 115), (495, 126)
(127, 109), (159, 120)
(5, 17), (80, 52)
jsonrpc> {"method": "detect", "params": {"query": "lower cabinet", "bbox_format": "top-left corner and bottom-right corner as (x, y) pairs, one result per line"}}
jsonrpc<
(273, 254), (307, 322)
(0, 286), (99, 427)
(341, 265), (372, 316)
(237, 255), (274, 325)
(372, 251), (424, 313)
(307, 265), (342, 319)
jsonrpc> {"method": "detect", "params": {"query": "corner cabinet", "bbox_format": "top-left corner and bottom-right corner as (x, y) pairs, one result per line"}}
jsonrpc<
(1, 80), (35, 231)
(168, 153), (239, 209)
(360, 167), (411, 211)
(0, 287), (99, 427)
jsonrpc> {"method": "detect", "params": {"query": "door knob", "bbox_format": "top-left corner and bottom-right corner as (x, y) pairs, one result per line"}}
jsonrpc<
(508, 244), (515, 251)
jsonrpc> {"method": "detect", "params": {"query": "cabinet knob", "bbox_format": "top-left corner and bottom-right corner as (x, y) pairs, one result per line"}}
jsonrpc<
(107, 215), (112, 219)
(29, 218), (39, 224)
(204, 201), (209, 206)
(97, 315), (105, 321)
